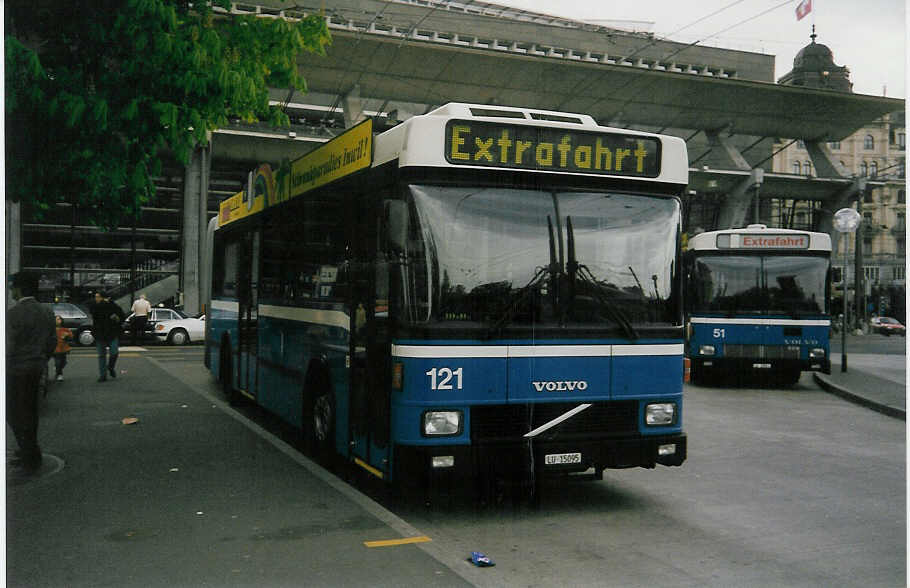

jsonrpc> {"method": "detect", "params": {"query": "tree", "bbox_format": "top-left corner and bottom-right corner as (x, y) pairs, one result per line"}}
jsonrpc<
(5, 0), (330, 229)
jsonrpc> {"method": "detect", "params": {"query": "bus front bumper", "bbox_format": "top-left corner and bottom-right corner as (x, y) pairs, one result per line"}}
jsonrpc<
(394, 434), (686, 491)
(694, 357), (831, 375)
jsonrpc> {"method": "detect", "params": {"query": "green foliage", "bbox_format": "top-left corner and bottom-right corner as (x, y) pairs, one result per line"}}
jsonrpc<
(5, 0), (330, 229)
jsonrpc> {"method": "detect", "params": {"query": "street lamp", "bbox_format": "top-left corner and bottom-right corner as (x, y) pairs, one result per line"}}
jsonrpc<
(833, 207), (861, 372)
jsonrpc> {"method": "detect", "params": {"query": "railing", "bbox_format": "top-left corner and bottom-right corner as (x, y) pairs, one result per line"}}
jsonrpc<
(103, 258), (178, 302)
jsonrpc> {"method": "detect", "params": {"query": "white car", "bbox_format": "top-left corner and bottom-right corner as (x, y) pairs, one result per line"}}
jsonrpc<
(124, 308), (205, 345)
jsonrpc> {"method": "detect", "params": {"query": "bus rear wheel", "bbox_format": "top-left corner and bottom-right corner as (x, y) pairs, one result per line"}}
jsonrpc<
(303, 371), (335, 465)
(220, 344), (239, 406)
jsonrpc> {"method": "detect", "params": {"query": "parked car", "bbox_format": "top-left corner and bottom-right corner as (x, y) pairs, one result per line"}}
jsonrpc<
(123, 308), (205, 345)
(870, 316), (906, 336)
(43, 302), (95, 346)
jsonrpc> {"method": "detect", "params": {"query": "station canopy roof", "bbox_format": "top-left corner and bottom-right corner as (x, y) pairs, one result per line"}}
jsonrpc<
(297, 30), (903, 143)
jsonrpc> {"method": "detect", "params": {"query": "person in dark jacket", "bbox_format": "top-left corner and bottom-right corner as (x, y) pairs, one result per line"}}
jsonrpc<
(6, 272), (56, 472)
(88, 291), (126, 382)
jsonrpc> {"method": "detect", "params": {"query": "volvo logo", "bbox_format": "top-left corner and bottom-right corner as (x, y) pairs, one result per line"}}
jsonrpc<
(532, 380), (588, 392)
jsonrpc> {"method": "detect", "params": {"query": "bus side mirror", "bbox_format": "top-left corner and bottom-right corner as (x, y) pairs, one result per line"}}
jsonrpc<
(384, 200), (408, 254)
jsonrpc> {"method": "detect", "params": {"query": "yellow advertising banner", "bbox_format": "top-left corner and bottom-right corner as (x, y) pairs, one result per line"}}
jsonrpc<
(286, 118), (372, 200)
(218, 118), (373, 228)
(218, 192), (243, 227)
(217, 163), (272, 227)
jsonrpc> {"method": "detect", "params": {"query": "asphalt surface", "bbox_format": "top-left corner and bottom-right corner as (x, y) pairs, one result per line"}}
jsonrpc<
(6, 337), (906, 587)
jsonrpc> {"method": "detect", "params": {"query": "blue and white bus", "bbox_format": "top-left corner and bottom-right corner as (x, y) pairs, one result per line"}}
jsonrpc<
(684, 225), (832, 386)
(206, 103), (688, 495)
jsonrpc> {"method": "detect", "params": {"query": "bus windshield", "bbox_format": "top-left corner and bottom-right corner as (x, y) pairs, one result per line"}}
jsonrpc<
(688, 254), (829, 316)
(402, 184), (680, 332)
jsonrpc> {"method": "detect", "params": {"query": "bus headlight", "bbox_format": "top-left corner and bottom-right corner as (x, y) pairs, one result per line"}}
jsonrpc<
(423, 411), (462, 436)
(699, 344), (715, 356)
(645, 403), (676, 426)
(809, 348), (826, 358)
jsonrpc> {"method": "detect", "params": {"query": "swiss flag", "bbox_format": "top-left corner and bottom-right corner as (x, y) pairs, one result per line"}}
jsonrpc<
(796, 0), (812, 20)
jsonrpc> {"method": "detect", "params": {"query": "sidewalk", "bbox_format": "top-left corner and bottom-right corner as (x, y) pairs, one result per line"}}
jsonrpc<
(6, 352), (474, 588)
(814, 357), (906, 420)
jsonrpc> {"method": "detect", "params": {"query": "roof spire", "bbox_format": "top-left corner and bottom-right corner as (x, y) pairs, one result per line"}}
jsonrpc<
(810, 24), (817, 43)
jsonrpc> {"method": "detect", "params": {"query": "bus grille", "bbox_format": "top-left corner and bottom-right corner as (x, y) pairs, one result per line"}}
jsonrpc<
(470, 401), (637, 442)
(723, 344), (800, 359)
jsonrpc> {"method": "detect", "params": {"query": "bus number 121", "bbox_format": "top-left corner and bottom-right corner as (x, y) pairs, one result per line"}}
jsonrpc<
(426, 367), (463, 390)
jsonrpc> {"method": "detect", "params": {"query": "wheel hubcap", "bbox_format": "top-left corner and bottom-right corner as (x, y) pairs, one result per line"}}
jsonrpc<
(313, 395), (331, 441)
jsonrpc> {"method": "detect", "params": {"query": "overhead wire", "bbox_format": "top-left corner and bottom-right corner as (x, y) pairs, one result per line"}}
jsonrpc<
(623, 0), (752, 65)
(323, 0), (471, 124)
(568, 0), (797, 131)
(555, 0), (752, 111)
(321, 3), (396, 126)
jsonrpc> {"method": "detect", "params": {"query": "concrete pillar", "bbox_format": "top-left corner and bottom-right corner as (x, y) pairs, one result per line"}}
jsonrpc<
(703, 130), (752, 171)
(716, 168), (764, 229)
(181, 141), (211, 316)
(6, 200), (21, 277)
(342, 84), (367, 129)
(805, 141), (851, 178)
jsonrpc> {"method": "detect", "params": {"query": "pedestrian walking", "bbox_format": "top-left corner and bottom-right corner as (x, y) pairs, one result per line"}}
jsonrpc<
(53, 315), (73, 381)
(89, 291), (126, 382)
(130, 292), (151, 345)
(6, 272), (56, 473)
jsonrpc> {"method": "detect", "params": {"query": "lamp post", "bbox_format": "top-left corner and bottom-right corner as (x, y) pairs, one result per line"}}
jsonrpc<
(833, 207), (861, 372)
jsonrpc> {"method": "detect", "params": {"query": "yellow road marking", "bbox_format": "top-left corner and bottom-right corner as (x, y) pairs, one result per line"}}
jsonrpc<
(354, 457), (384, 479)
(364, 536), (432, 548)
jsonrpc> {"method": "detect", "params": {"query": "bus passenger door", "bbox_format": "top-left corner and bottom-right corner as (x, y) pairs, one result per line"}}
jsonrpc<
(237, 231), (259, 397)
(349, 256), (392, 479)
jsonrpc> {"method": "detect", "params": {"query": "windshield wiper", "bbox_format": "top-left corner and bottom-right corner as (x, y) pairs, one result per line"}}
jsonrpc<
(566, 215), (639, 340)
(484, 216), (561, 338)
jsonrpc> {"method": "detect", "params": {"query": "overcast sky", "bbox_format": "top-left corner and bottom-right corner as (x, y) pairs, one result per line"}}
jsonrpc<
(495, 0), (906, 98)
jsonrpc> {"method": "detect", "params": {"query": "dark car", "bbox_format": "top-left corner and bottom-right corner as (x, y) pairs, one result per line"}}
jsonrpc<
(44, 302), (95, 346)
(870, 316), (906, 336)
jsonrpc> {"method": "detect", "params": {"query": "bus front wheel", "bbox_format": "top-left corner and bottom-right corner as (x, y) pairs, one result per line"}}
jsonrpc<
(780, 369), (801, 387)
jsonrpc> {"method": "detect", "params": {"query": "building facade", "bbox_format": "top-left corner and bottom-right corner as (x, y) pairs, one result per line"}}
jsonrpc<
(772, 31), (906, 322)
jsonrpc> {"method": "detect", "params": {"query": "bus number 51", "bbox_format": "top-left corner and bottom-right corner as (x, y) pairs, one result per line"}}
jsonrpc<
(426, 367), (463, 390)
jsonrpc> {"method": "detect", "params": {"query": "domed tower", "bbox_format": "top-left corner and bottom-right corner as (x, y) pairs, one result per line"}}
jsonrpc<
(777, 27), (853, 92)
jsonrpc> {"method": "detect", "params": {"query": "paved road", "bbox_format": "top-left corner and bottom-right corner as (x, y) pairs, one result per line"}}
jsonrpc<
(8, 346), (906, 587)
(390, 371), (905, 587)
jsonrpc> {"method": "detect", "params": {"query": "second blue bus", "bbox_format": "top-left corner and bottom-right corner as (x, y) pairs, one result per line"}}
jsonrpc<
(684, 225), (832, 386)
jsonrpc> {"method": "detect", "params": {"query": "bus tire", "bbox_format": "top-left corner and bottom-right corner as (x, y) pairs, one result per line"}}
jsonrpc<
(689, 362), (700, 386)
(303, 368), (335, 465)
(220, 341), (239, 406)
(781, 369), (801, 387)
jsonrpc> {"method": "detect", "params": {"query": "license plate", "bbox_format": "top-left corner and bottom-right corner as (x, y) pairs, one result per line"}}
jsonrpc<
(752, 363), (772, 369)
(545, 452), (582, 465)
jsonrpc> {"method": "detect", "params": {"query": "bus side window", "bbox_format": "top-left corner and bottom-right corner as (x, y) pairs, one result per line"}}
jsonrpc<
(221, 240), (239, 299)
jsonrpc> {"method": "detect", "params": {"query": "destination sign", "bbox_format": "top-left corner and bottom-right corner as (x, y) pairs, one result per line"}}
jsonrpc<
(717, 234), (810, 249)
(445, 120), (661, 177)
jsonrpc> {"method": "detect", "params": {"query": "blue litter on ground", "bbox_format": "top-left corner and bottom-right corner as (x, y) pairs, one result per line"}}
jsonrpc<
(470, 551), (495, 567)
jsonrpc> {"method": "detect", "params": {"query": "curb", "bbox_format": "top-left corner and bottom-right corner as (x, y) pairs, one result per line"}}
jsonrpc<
(813, 373), (906, 421)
